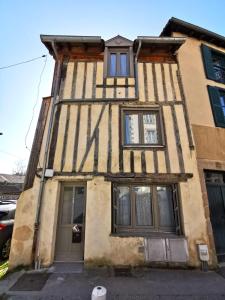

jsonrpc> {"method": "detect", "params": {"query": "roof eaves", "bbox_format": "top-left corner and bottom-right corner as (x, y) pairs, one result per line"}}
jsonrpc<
(136, 36), (186, 44)
(160, 17), (225, 47)
(40, 35), (103, 44)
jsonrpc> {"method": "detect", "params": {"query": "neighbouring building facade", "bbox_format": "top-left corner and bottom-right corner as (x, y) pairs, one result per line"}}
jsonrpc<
(161, 18), (225, 264)
(9, 18), (225, 269)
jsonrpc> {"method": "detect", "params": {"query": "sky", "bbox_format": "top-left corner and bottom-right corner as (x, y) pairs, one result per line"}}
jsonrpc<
(1, 0), (225, 174)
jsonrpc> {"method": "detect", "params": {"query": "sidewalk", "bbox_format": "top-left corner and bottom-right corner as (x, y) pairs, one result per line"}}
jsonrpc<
(1, 263), (225, 299)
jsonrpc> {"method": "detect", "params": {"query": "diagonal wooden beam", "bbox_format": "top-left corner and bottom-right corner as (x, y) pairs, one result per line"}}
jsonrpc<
(78, 104), (107, 172)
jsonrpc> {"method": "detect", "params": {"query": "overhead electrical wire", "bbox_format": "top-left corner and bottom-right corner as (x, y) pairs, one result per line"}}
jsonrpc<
(24, 55), (48, 153)
(0, 149), (22, 159)
(0, 55), (47, 70)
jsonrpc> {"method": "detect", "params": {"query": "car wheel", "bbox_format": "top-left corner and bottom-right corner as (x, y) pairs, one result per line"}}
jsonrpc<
(1, 239), (11, 260)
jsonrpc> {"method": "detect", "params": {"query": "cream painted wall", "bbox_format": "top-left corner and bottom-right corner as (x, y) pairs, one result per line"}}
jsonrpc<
(174, 32), (225, 127)
(84, 177), (145, 266)
(9, 177), (40, 269)
(38, 179), (60, 266)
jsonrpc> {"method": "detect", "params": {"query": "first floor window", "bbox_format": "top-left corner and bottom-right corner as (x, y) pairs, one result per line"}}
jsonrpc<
(113, 184), (181, 235)
(123, 109), (163, 146)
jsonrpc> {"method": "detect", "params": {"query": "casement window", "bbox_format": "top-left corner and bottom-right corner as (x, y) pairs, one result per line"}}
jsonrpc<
(108, 49), (130, 77)
(112, 184), (181, 235)
(201, 44), (225, 84)
(208, 86), (225, 128)
(122, 109), (164, 146)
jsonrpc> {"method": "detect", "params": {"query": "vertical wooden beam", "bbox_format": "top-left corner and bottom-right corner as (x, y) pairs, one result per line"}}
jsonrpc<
(153, 149), (158, 174)
(161, 63), (168, 102)
(82, 62), (87, 99)
(130, 151), (134, 173)
(72, 104), (81, 172)
(171, 105), (185, 173)
(58, 58), (69, 100)
(61, 105), (70, 171)
(48, 105), (61, 169)
(92, 62), (97, 99)
(169, 64), (177, 101)
(71, 61), (78, 98)
(152, 63), (159, 103)
(125, 77), (128, 98)
(87, 104), (91, 143)
(141, 151), (146, 174)
(143, 62), (149, 102)
(93, 128), (99, 172)
(118, 105), (124, 173)
(107, 103), (112, 173)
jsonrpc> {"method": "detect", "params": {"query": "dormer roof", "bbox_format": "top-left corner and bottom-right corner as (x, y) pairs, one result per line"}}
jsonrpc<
(105, 35), (133, 47)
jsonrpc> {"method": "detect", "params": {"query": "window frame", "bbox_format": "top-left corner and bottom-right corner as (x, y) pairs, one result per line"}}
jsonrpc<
(108, 49), (129, 77)
(121, 107), (165, 148)
(212, 51), (225, 84)
(207, 85), (225, 128)
(112, 183), (181, 235)
(104, 47), (134, 78)
(201, 44), (225, 84)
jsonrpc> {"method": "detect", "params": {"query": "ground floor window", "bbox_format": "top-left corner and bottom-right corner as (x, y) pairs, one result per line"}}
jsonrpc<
(112, 184), (181, 235)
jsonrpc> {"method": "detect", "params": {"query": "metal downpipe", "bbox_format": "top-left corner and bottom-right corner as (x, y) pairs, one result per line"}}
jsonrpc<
(134, 40), (142, 99)
(33, 41), (62, 269)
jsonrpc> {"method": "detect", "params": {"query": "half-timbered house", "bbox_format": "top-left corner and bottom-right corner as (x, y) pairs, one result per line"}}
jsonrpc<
(9, 31), (211, 269)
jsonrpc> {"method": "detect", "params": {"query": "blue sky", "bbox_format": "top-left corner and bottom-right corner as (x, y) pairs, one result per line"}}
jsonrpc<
(1, 0), (225, 174)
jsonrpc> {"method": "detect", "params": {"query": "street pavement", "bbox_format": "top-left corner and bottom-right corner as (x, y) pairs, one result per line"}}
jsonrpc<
(1, 264), (225, 299)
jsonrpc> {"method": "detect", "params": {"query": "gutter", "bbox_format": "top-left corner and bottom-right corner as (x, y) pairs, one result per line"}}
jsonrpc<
(33, 41), (62, 269)
(136, 36), (186, 44)
(40, 35), (102, 44)
(134, 39), (142, 99)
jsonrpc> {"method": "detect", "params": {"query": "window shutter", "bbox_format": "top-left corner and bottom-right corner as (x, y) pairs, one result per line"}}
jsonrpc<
(172, 185), (181, 235)
(201, 44), (215, 81)
(113, 186), (118, 233)
(208, 86), (225, 128)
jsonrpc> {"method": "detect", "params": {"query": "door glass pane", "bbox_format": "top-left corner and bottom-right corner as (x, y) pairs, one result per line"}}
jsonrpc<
(125, 114), (139, 144)
(120, 53), (128, 76)
(61, 187), (73, 224)
(73, 187), (85, 224)
(134, 186), (152, 226)
(143, 113), (158, 144)
(116, 186), (131, 226)
(157, 186), (175, 228)
(109, 53), (116, 76)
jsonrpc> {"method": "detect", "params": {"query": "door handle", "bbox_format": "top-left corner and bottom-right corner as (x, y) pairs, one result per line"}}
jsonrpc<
(72, 224), (80, 232)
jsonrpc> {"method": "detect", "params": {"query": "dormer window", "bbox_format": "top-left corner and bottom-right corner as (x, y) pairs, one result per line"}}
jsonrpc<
(108, 50), (129, 77)
(104, 35), (134, 78)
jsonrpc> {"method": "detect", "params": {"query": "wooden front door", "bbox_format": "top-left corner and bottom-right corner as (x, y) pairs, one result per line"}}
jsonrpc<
(206, 171), (225, 262)
(55, 184), (86, 262)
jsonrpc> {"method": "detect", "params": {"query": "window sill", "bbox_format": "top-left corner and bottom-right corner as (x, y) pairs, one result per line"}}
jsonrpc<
(122, 145), (165, 150)
(110, 232), (183, 238)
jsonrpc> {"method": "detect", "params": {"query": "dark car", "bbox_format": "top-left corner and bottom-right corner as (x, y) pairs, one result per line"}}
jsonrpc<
(0, 200), (16, 260)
